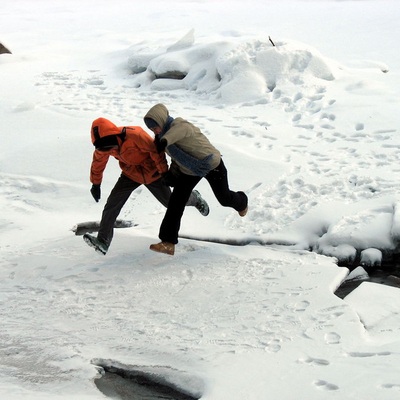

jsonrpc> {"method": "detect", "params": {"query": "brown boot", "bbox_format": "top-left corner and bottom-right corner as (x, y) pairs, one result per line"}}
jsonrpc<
(149, 241), (175, 255)
(238, 206), (248, 217)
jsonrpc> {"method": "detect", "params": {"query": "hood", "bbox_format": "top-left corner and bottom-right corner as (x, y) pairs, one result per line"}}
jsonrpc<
(143, 104), (170, 129)
(91, 117), (122, 145)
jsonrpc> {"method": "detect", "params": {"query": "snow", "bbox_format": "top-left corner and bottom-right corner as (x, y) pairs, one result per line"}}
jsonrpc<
(360, 248), (382, 267)
(1, 0), (400, 398)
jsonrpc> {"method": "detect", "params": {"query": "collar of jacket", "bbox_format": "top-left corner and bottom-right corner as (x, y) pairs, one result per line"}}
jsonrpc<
(161, 115), (174, 137)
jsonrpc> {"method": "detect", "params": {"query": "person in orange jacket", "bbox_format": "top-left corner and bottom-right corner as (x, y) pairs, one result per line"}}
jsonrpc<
(83, 117), (209, 255)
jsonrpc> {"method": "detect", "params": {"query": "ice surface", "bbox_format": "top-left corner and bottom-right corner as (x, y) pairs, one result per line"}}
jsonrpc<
(1, 0), (400, 399)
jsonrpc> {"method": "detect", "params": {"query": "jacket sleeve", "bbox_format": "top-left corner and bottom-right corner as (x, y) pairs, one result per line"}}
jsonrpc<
(162, 122), (190, 146)
(149, 143), (168, 175)
(90, 150), (111, 184)
(136, 128), (168, 175)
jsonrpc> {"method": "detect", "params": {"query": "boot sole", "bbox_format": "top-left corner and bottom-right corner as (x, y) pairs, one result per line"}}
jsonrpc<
(83, 235), (107, 255)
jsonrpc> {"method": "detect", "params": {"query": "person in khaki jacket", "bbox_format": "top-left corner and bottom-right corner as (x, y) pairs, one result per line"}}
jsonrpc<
(83, 117), (209, 255)
(143, 103), (248, 256)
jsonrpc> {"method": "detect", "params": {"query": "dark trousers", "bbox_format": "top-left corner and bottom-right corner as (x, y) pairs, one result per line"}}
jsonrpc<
(98, 174), (171, 245)
(159, 159), (247, 244)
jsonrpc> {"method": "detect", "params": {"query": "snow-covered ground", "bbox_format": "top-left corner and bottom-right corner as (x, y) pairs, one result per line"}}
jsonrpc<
(1, 0), (400, 398)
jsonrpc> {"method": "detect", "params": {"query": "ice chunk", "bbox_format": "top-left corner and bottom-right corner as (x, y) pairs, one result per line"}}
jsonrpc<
(345, 266), (369, 282)
(344, 282), (400, 342)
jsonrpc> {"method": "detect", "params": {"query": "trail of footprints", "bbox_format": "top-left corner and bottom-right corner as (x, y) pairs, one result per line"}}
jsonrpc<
(35, 70), (150, 119)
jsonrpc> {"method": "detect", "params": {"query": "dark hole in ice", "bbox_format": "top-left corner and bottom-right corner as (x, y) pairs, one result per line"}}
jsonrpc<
(94, 365), (200, 400)
(335, 257), (400, 299)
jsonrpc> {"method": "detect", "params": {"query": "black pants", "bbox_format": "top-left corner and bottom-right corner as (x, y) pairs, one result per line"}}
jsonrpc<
(159, 159), (247, 244)
(98, 174), (171, 245)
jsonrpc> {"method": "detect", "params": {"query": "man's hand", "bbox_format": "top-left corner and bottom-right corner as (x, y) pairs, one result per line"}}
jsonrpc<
(154, 136), (167, 153)
(90, 184), (101, 202)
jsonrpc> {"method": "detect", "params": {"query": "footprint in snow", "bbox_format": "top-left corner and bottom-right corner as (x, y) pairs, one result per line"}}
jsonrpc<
(292, 113), (302, 122)
(298, 357), (330, 366)
(324, 332), (341, 344)
(272, 89), (282, 99)
(314, 380), (339, 391)
(264, 338), (281, 353)
(346, 351), (391, 358)
(320, 112), (336, 121)
(320, 123), (335, 130)
(293, 92), (303, 102)
(379, 383), (400, 390)
(295, 300), (310, 312)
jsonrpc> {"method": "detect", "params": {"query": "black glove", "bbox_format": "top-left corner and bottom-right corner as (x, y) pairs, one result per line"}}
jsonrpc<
(90, 184), (101, 202)
(154, 136), (167, 153)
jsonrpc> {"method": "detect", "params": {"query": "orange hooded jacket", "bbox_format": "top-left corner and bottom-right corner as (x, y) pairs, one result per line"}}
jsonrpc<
(90, 118), (168, 185)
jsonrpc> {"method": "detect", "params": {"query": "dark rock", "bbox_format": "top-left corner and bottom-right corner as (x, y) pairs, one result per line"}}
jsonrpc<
(0, 42), (12, 54)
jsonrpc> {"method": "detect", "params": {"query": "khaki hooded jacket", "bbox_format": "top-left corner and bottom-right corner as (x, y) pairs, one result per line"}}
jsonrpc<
(144, 104), (221, 176)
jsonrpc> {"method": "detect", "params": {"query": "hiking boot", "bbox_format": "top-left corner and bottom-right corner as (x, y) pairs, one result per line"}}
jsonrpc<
(238, 206), (248, 217)
(83, 233), (109, 255)
(193, 190), (210, 216)
(149, 241), (175, 255)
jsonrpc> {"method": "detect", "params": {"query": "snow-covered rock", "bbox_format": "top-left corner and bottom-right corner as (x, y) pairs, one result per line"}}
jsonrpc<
(127, 31), (339, 103)
(360, 248), (382, 267)
(317, 244), (357, 264)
